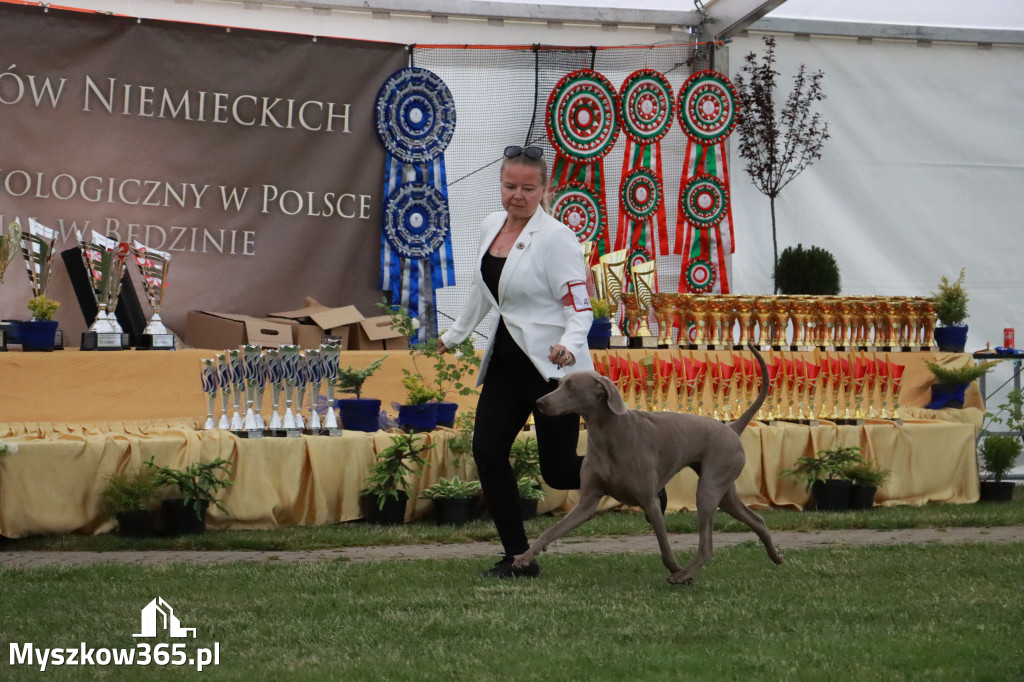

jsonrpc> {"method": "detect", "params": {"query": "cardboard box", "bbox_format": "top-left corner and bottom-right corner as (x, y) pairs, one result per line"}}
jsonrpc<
(269, 303), (364, 349)
(351, 315), (409, 351)
(186, 311), (292, 350)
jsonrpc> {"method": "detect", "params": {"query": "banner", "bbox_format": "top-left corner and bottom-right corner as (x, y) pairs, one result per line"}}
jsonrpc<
(0, 5), (407, 339)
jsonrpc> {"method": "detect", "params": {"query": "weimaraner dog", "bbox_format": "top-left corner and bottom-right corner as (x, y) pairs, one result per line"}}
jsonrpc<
(514, 344), (783, 585)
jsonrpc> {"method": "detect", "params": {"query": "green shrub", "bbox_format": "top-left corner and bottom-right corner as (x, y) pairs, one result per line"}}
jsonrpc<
(99, 467), (162, 517)
(419, 476), (481, 500)
(774, 244), (841, 295)
(930, 267), (969, 327)
(783, 445), (863, 491)
(979, 435), (1021, 484)
(925, 360), (995, 386)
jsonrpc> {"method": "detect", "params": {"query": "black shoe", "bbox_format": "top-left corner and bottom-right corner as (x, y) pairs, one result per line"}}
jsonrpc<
(481, 555), (540, 579)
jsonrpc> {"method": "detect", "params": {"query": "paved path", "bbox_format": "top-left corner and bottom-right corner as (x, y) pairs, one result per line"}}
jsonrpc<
(1, 526), (1022, 569)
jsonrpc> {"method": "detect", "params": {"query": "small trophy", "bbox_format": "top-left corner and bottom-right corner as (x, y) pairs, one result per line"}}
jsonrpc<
(254, 350), (268, 430)
(0, 220), (23, 351)
(279, 345), (302, 437)
(229, 349), (245, 431)
(130, 241), (174, 349)
(240, 344), (264, 437)
(306, 349), (324, 433)
(630, 259), (658, 349)
(321, 343), (342, 436)
(265, 348), (284, 431)
(76, 230), (130, 350)
(600, 249), (629, 348)
(217, 354), (233, 430)
(201, 358), (219, 430)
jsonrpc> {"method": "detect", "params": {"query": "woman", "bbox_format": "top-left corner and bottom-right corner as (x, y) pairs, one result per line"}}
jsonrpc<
(439, 144), (594, 578)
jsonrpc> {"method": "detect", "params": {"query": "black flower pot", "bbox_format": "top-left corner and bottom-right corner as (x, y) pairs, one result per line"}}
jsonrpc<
(848, 485), (877, 510)
(933, 325), (968, 353)
(115, 510), (157, 538)
(361, 490), (408, 525)
(434, 498), (473, 526)
(979, 481), (1014, 503)
(159, 499), (209, 536)
(811, 479), (851, 512)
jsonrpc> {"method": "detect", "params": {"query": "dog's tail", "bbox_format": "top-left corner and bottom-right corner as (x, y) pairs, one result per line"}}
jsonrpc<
(729, 344), (769, 435)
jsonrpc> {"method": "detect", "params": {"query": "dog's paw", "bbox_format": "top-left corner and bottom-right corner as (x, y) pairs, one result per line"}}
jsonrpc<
(511, 554), (530, 568)
(667, 571), (694, 586)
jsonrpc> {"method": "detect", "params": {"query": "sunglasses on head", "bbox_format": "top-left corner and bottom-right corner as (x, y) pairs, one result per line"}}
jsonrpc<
(504, 145), (544, 160)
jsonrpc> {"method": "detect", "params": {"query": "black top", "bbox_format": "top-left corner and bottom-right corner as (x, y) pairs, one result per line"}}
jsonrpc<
(481, 252), (519, 361)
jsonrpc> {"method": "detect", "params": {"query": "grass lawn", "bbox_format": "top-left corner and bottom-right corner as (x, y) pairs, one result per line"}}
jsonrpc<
(1, 542), (1022, 681)
(6, 490), (1024, 552)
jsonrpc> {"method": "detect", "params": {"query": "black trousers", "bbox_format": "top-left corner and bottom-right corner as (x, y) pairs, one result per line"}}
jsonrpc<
(472, 341), (583, 557)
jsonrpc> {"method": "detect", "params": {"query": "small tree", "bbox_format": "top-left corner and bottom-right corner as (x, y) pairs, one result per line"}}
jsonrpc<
(734, 35), (831, 290)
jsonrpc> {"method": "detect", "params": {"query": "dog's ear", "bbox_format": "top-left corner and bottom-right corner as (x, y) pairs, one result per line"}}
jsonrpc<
(596, 374), (627, 415)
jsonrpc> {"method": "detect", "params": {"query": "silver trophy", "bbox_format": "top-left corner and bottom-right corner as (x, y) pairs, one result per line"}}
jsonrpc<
(241, 344), (264, 437)
(0, 220), (22, 350)
(254, 350), (268, 430)
(130, 241), (174, 349)
(321, 343), (342, 435)
(201, 358), (219, 430)
(295, 350), (309, 431)
(229, 349), (245, 431)
(76, 229), (130, 350)
(217, 353), (233, 430)
(306, 349), (323, 433)
(265, 348), (284, 431)
(280, 345), (302, 436)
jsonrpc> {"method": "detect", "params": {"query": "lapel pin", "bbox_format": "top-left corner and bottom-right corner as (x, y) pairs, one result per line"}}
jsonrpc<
(516, 242), (525, 250)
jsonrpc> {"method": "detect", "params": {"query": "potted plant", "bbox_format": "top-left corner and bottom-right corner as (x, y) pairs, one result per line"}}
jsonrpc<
(774, 244), (841, 295)
(924, 360), (995, 410)
(511, 436), (545, 520)
(335, 356), (387, 432)
(381, 300), (480, 431)
(842, 461), (891, 510)
(588, 297), (613, 350)
(361, 432), (432, 524)
(147, 458), (233, 535)
(783, 445), (863, 511)
(979, 389), (1023, 502)
(977, 435), (1019, 502)
(931, 268), (969, 352)
(420, 476), (482, 526)
(99, 466), (162, 538)
(20, 294), (60, 351)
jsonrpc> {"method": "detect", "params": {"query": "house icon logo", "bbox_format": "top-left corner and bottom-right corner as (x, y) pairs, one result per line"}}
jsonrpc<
(133, 597), (197, 639)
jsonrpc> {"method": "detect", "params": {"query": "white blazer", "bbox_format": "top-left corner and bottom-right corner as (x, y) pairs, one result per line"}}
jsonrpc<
(440, 207), (595, 383)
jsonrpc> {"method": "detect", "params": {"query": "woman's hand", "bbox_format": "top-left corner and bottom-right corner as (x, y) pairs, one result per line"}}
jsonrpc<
(548, 344), (575, 368)
(437, 339), (449, 354)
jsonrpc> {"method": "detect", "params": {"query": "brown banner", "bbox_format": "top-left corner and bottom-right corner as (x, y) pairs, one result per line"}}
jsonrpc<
(0, 4), (408, 340)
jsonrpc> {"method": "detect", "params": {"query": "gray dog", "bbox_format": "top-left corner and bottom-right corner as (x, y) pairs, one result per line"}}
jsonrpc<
(514, 344), (783, 584)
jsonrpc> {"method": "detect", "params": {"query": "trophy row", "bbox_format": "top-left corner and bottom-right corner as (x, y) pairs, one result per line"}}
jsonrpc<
(0, 219), (172, 350)
(200, 344), (343, 438)
(595, 349), (907, 425)
(584, 248), (937, 352)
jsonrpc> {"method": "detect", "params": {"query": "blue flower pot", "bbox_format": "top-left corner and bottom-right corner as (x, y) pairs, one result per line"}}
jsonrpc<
(933, 325), (968, 353)
(336, 398), (382, 432)
(398, 402), (438, 433)
(16, 319), (58, 352)
(588, 317), (613, 350)
(926, 383), (967, 410)
(435, 402), (458, 428)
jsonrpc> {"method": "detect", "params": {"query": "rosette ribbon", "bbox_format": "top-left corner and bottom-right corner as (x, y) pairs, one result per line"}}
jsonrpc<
(547, 69), (620, 263)
(375, 66), (457, 341)
(615, 69), (673, 265)
(675, 70), (740, 295)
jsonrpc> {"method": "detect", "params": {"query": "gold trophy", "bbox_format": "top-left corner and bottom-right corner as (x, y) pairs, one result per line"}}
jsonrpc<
(752, 297), (773, 348)
(600, 249), (629, 348)
(630, 259), (658, 348)
(735, 296), (756, 348)
(915, 296), (937, 349)
(130, 241), (174, 349)
(76, 229), (130, 350)
(0, 220), (23, 351)
(651, 292), (675, 347)
(836, 297), (855, 349)
(674, 294), (693, 348)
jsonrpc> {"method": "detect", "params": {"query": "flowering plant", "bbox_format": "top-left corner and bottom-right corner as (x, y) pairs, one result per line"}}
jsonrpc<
(0, 440), (19, 458)
(380, 300), (480, 404)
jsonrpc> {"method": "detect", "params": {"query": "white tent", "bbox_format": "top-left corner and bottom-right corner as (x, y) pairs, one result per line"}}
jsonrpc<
(29, 0), (1024, 411)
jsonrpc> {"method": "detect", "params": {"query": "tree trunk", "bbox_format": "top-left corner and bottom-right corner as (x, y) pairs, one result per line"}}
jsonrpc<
(770, 194), (779, 293)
